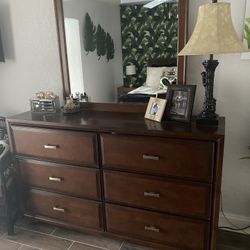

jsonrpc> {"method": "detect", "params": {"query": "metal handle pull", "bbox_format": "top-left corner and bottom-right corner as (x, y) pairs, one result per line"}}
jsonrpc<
(144, 192), (160, 198)
(143, 154), (160, 161)
(49, 177), (62, 182)
(144, 225), (160, 233)
(44, 144), (58, 150)
(53, 207), (65, 213)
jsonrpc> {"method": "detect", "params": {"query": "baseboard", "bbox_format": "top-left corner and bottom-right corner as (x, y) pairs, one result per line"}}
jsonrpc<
(219, 212), (250, 234)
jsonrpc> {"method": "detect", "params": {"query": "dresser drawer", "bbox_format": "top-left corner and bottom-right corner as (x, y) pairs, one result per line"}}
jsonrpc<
(101, 134), (214, 182)
(106, 204), (208, 250)
(104, 171), (211, 219)
(26, 189), (103, 230)
(11, 126), (97, 166)
(19, 159), (101, 200)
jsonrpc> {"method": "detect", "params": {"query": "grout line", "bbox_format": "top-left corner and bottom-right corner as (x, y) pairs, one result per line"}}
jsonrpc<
(14, 226), (110, 250)
(67, 241), (75, 250)
(17, 244), (23, 250)
(50, 227), (58, 235)
(2, 238), (43, 250)
(119, 241), (124, 250)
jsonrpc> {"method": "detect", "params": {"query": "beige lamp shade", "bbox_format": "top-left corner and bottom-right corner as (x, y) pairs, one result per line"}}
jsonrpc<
(126, 65), (136, 75)
(179, 3), (248, 56)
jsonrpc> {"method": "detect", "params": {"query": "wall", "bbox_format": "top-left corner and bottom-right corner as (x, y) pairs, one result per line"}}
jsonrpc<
(0, 0), (63, 116)
(188, 0), (250, 229)
(63, 0), (123, 103)
(0, 0), (249, 229)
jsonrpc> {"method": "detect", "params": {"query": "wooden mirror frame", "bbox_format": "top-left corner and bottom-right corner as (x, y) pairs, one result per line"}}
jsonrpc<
(54, 0), (189, 100)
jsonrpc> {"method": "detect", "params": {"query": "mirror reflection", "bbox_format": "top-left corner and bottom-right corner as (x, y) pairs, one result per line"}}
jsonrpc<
(62, 0), (179, 103)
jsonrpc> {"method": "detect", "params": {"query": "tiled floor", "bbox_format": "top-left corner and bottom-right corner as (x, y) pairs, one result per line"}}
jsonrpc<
(0, 217), (249, 250)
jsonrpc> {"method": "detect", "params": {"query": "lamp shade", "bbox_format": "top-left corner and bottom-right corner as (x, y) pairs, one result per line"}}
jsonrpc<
(179, 3), (248, 56)
(126, 65), (136, 75)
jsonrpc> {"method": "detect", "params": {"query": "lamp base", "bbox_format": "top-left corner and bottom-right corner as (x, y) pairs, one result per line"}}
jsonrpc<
(196, 113), (219, 126)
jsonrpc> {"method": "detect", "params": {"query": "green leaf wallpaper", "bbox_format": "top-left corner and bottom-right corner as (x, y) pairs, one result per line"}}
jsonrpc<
(121, 3), (178, 86)
(244, 17), (250, 49)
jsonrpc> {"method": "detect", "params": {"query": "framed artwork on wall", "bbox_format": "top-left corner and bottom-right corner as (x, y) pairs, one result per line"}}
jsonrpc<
(165, 85), (196, 123)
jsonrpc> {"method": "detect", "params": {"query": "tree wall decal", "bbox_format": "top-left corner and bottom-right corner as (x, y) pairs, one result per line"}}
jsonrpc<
(106, 33), (115, 61)
(83, 13), (96, 55)
(96, 24), (107, 60)
(83, 13), (115, 61)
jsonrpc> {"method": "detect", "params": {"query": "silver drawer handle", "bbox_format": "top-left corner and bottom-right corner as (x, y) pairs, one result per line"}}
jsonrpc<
(53, 207), (65, 213)
(49, 177), (62, 182)
(44, 144), (59, 150)
(144, 192), (160, 198)
(144, 225), (160, 233)
(143, 154), (160, 161)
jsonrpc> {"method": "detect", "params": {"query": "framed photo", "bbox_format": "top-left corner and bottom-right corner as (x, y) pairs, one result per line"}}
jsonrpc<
(165, 85), (196, 122)
(144, 97), (167, 122)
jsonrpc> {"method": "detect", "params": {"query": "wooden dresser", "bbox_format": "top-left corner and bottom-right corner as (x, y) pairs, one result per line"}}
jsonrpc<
(7, 108), (225, 250)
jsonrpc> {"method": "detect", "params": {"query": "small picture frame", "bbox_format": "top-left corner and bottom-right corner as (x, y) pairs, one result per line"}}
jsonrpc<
(144, 97), (167, 122)
(165, 85), (196, 122)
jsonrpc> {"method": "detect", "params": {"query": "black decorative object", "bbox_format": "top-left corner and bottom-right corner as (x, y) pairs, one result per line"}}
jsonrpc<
(83, 13), (96, 55)
(106, 32), (114, 62)
(0, 30), (5, 62)
(196, 56), (219, 125)
(165, 85), (196, 123)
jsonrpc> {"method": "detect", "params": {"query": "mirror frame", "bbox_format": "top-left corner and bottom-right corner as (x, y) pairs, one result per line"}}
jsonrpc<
(54, 0), (189, 99)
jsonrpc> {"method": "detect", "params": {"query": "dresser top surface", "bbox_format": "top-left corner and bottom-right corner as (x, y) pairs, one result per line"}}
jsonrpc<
(7, 110), (225, 140)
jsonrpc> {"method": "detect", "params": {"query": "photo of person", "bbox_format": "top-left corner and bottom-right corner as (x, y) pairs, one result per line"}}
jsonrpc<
(170, 90), (188, 116)
(150, 102), (160, 115)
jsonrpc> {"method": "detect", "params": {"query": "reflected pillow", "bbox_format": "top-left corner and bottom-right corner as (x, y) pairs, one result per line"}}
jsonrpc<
(145, 67), (166, 88)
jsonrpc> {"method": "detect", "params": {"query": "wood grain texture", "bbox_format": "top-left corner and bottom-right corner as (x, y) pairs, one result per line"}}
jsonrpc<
(101, 134), (214, 182)
(26, 189), (103, 230)
(11, 126), (98, 167)
(104, 170), (212, 219)
(106, 204), (209, 250)
(19, 159), (101, 200)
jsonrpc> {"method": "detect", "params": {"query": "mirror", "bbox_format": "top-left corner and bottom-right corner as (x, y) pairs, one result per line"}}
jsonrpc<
(54, 0), (188, 103)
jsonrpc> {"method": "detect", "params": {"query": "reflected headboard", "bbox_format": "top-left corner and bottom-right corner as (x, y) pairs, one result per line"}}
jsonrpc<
(149, 58), (177, 67)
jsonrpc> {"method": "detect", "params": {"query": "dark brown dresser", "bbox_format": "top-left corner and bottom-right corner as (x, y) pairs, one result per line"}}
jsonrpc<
(7, 107), (225, 250)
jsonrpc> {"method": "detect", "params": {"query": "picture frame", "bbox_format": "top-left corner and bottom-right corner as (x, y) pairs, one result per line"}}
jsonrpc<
(144, 97), (167, 122)
(165, 85), (196, 123)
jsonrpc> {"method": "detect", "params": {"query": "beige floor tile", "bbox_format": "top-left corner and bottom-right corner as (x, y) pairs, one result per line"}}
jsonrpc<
(16, 217), (57, 234)
(3, 228), (72, 250)
(0, 238), (21, 250)
(53, 228), (122, 250)
(19, 245), (40, 250)
(69, 242), (103, 250)
(120, 242), (155, 250)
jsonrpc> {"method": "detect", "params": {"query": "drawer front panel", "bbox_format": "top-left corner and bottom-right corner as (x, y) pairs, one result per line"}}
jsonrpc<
(26, 189), (103, 230)
(11, 126), (97, 166)
(104, 171), (211, 219)
(19, 159), (101, 200)
(106, 204), (208, 250)
(101, 134), (214, 182)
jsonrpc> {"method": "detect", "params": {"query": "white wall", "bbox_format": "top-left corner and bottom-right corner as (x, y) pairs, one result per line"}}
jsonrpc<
(63, 0), (123, 103)
(0, 0), (249, 228)
(0, 0), (63, 116)
(188, 0), (250, 227)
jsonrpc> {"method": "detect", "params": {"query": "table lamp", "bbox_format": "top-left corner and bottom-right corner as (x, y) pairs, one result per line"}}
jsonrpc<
(179, 1), (248, 125)
(126, 64), (136, 87)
